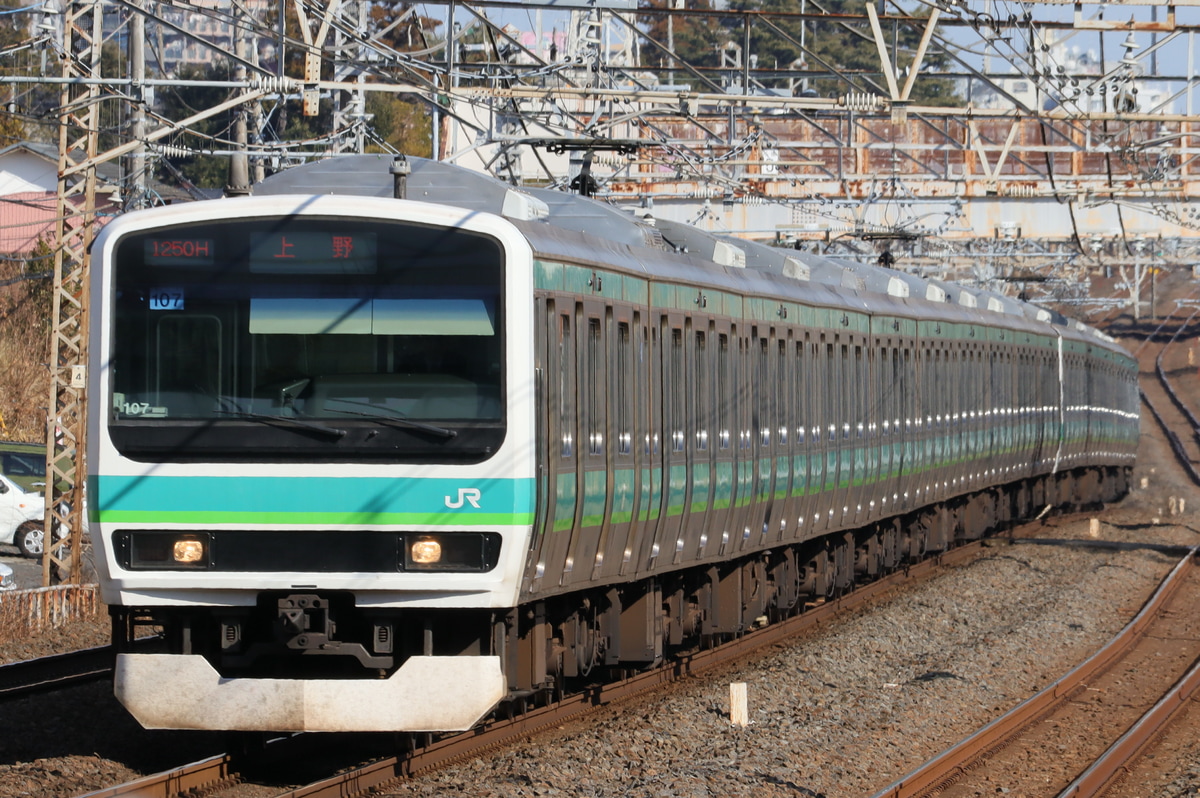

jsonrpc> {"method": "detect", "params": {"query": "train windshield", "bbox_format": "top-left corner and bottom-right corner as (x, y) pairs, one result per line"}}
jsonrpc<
(107, 214), (505, 462)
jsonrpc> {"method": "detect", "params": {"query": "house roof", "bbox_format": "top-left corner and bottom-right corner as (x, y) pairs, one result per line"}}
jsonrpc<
(0, 141), (123, 188)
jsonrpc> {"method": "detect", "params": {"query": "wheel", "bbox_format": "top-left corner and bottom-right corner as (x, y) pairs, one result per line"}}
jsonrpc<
(15, 521), (43, 558)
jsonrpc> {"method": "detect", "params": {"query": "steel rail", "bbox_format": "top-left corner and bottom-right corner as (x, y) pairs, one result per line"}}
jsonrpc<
(1059, 653), (1200, 796)
(869, 543), (1200, 798)
(0, 646), (112, 700)
(76, 755), (237, 798)
(0, 636), (161, 702)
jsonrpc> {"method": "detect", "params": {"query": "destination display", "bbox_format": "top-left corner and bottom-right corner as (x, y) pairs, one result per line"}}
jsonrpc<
(144, 238), (215, 267)
(249, 231), (378, 274)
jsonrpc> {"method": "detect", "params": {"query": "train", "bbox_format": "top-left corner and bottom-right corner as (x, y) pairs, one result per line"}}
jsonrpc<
(88, 154), (1139, 733)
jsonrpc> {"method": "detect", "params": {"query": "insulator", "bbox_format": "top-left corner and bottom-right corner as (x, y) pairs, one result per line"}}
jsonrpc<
(153, 144), (192, 158)
(840, 92), (881, 112)
(250, 76), (299, 93)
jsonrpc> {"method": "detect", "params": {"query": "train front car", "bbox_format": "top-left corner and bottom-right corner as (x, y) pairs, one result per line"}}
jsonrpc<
(88, 195), (536, 732)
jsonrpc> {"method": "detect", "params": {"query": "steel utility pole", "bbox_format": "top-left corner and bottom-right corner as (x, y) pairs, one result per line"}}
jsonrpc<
(45, 0), (102, 586)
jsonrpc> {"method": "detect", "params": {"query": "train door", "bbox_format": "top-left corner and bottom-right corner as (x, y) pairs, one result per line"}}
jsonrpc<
(640, 313), (687, 574)
(773, 333), (795, 543)
(792, 333), (811, 544)
(893, 344), (911, 512)
(931, 345), (947, 503)
(833, 338), (854, 528)
(705, 321), (736, 561)
(677, 318), (715, 565)
(746, 328), (775, 551)
(872, 340), (889, 524)
(1029, 347), (1047, 474)
(727, 329), (753, 553)
(848, 340), (868, 526)
(812, 333), (834, 534)
(948, 344), (963, 493)
(562, 302), (609, 588)
(596, 310), (639, 581)
(532, 298), (578, 591)
(624, 318), (660, 577)
(916, 343), (933, 506)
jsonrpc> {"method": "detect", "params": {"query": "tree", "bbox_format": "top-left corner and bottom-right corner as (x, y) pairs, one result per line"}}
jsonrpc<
(365, 94), (432, 157)
(639, 0), (958, 104)
(154, 62), (238, 189)
(733, 0), (957, 104)
(639, 0), (728, 80)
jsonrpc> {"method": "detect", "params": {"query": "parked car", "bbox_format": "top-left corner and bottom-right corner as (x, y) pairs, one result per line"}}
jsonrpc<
(0, 562), (15, 591)
(0, 441), (46, 493)
(0, 474), (45, 558)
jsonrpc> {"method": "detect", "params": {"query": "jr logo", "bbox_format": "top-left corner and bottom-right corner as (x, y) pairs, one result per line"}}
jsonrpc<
(445, 488), (482, 509)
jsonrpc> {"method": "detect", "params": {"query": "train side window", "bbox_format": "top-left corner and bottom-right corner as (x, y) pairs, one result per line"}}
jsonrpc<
(587, 318), (604, 456)
(777, 338), (789, 446)
(826, 340), (837, 441)
(616, 321), (631, 456)
(844, 343), (854, 439)
(671, 327), (685, 452)
(718, 333), (731, 449)
(854, 344), (864, 439)
(646, 324), (660, 456)
(794, 339), (806, 444)
(759, 336), (771, 447)
(694, 330), (709, 451)
(559, 313), (575, 457)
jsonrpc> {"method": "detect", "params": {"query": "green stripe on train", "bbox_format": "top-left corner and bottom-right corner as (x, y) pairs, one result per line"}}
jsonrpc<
(92, 474), (536, 526)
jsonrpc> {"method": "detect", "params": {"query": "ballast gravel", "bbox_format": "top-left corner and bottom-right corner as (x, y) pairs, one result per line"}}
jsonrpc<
(380, 506), (1196, 798)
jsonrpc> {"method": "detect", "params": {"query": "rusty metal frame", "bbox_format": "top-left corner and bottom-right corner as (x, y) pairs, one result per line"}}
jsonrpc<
(44, 0), (103, 586)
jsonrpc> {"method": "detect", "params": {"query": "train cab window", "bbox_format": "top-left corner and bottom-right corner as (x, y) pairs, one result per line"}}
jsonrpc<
(107, 215), (506, 461)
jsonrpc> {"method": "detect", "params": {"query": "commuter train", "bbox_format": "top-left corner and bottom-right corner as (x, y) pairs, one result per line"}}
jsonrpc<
(88, 155), (1139, 733)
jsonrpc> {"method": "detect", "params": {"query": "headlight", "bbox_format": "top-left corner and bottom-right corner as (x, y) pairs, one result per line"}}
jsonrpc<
(173, 538), (206, 564)
(409, 538), (442, 565)
(402, 533), (501, 572)
(115, 531), (211, 570)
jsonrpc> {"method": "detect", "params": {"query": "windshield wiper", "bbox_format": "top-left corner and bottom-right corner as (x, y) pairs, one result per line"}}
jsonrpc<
(322, 405), (457, 439)
(213, 410), (347, 440)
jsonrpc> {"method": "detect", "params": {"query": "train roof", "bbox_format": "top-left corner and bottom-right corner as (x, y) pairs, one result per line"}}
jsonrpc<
(254, 154), (1118, 349)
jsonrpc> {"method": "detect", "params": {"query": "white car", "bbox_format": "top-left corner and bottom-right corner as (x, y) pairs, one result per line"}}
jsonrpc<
(0, 474), (46, 558)
(0, 562), (15, 590)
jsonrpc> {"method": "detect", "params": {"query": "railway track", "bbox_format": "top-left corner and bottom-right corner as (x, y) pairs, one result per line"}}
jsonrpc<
(0, 645), (113, 699)
(869, 542), (1200, 798)
(1128, 310), (1200, 484)
(81, 539), (995, 798)
(867, 321), (1200, 798)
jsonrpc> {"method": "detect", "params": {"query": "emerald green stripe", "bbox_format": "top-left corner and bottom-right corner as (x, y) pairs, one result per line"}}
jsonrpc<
(100, 510), (536, 525)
